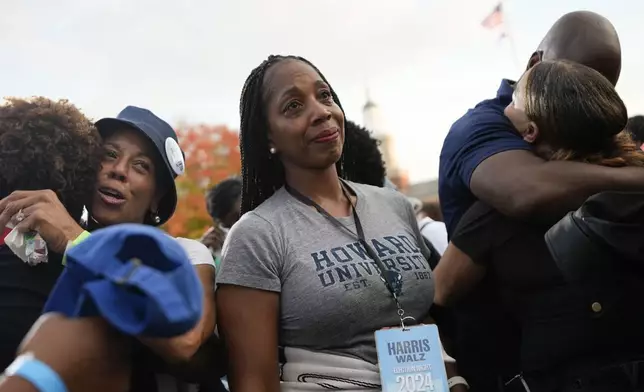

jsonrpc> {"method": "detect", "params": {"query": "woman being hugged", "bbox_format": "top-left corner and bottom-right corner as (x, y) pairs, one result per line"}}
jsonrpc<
(0, 97), (102, 370)
(216, 55), (464, 392)
(434, 60), (644, 391)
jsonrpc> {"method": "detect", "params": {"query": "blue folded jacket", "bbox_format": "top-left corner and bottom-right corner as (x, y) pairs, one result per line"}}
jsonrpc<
(44, 224), (203, 338)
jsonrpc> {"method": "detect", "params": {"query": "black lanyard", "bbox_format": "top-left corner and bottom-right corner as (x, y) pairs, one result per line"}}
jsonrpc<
(284, 181), (407, 321)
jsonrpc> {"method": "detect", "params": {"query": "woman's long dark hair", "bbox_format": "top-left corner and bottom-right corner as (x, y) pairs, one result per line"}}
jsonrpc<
(239, 55), (368, 214)
(523, 60), (644, 167)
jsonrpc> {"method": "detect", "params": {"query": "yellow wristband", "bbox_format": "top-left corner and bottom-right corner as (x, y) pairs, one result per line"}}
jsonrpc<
(72, 230), (91, 246)
(62, 231), (91, 266)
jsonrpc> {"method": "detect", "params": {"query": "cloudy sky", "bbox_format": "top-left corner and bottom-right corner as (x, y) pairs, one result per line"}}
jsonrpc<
(2, 0), (643, 182)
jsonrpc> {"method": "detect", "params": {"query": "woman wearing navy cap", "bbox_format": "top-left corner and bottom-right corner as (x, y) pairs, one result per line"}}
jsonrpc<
(0, 106), (220, 392)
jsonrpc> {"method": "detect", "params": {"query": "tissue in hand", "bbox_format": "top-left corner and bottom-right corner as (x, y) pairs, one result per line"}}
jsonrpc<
(4, 223), (49, 266)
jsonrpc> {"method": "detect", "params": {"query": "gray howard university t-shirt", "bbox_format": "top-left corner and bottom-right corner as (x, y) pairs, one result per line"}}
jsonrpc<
(217, 181), (435, 364)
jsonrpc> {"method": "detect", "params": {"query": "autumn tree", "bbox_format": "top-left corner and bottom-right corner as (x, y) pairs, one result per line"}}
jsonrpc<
(164, 124), (241, 239)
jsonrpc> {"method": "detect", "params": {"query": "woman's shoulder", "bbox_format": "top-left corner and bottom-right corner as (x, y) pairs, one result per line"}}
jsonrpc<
(252, 187), (292, 215)
(348, 180), (405, 202)
(230, 209), (275, 234)
(348, 181), (412, 216)
(173, 237), (215, 267)
(222, 209), (282, 254)
(236, 188), (301, 234)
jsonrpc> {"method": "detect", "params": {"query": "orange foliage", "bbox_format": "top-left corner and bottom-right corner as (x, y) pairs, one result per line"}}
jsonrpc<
(164, 124), (241, 239)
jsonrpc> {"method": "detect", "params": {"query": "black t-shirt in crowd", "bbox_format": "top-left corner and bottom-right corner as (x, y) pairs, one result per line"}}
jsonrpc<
(0, 245), (64, 369)
(451, 201), (644, 375)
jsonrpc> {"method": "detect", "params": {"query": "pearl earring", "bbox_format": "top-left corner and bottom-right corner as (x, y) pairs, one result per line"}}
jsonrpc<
(151, 211), (161, 224)
(269, 147), (277, 154)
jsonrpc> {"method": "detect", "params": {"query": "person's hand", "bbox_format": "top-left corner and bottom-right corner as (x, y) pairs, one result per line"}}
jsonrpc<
(200, 226), (226, 252)
(16, 313), (132, 392)
(0, 190), (85, 253)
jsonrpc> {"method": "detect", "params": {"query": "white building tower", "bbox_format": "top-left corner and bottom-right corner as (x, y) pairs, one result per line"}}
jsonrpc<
(362, 94), (406, 188)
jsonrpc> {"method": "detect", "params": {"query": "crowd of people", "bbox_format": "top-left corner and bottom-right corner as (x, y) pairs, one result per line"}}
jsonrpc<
(0, 8), (644, 392)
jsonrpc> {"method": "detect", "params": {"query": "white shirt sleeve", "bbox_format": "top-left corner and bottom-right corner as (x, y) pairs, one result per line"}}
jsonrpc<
(419, 218), (449, 256)
(174, 237), (216, 268)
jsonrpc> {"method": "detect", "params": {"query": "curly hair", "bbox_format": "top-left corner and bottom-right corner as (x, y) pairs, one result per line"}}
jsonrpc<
(343, 120), (386, 187)
(0, 97), (102, 221)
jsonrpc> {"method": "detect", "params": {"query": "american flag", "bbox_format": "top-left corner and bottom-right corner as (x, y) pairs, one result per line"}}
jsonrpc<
(481, 3), (503, 29)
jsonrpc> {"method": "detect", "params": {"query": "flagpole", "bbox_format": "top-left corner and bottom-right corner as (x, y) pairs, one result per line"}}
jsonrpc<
(500, 0), (523, 73)
(504, 25), (522, 73)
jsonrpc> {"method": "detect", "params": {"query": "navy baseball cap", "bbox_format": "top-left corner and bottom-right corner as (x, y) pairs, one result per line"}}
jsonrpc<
(43, 223), (203, 338)
(95, 106), (186, 225)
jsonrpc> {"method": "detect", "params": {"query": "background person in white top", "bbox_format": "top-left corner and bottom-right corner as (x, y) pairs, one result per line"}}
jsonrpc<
(202, 177), (242, 271)
(409, 197), (448, 256)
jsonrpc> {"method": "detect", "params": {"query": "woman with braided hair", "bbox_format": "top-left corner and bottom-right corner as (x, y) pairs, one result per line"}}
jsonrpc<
(216, 55), (466, 392)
